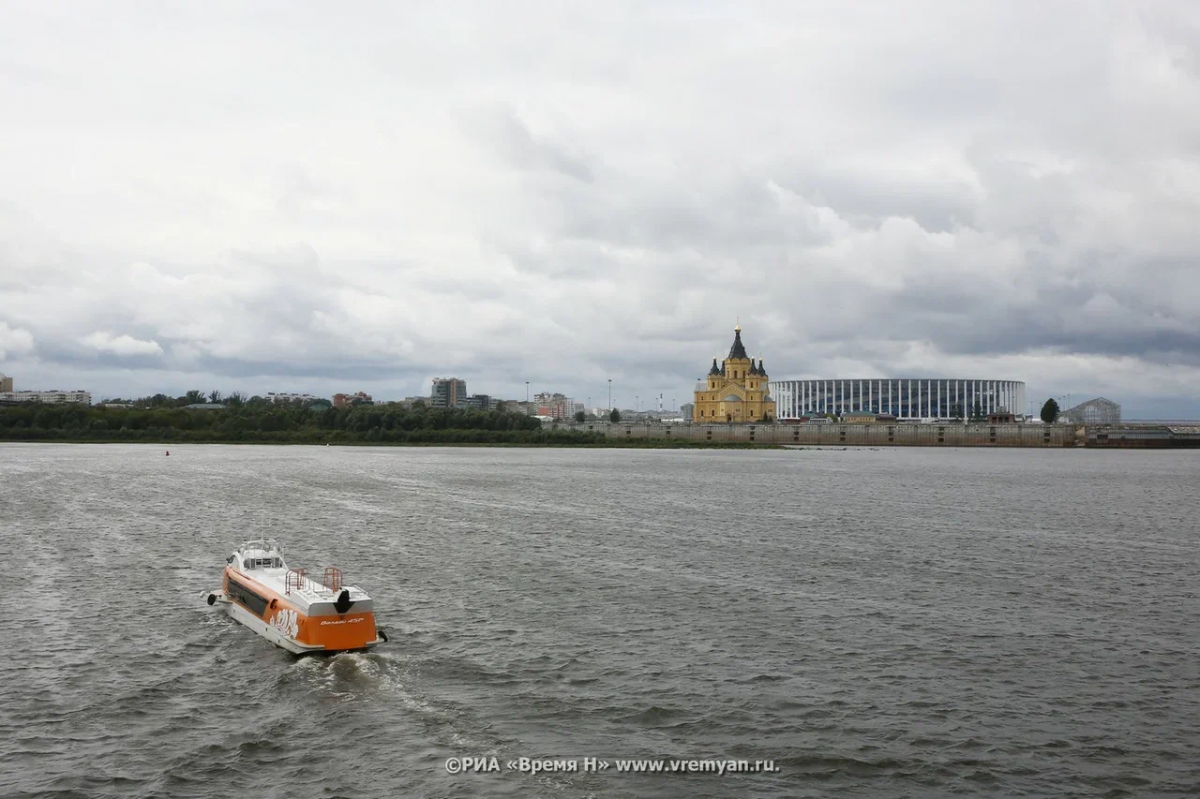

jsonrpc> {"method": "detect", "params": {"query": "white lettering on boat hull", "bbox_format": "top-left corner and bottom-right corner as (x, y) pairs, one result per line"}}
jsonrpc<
(273, 608), (299, 638)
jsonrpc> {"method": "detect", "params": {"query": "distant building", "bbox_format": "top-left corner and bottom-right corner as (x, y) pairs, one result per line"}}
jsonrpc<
(266, 392), (323, 404)
(534, 392), (576, 420)
(1060, 397), (1121, 425)
(988, 411), (1016, 424)
(680, 402), (694, 420)
(431, 378), (468, 409)
(0, 374), (12, 393)
(0, 389), (91, 405)
(183, 403), (224, 410)
(463, 394), (495, 411)
(693, 324), (776, 423)
(844, 411), (876, 424)
(771, 378), (1026, 422)
(333, 391), (373, 408)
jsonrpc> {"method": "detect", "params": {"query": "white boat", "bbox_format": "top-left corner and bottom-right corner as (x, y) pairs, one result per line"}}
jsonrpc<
(207, 539), (387, 654)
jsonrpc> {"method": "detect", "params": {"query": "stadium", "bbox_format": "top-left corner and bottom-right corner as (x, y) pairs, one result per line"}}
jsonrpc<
(768, 379), (1027, 421)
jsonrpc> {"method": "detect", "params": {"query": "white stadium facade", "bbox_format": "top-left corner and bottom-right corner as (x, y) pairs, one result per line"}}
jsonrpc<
(768, 379), (1027, 421)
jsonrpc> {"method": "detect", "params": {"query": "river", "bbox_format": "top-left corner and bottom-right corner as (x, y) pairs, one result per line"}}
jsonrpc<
(2, 444), (1198, 797)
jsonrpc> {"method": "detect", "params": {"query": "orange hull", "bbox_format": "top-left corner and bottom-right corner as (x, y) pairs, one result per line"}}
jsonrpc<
(222, 566), (379, 653)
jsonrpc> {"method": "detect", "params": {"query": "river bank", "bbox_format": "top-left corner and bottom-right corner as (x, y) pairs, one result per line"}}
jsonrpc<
(0, 435), (772, 449)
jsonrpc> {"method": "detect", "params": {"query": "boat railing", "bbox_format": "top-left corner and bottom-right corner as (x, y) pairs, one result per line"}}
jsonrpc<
(322, 566), (344, 592)
(285, 568), (307, 595)
(239, 538), (283, 555)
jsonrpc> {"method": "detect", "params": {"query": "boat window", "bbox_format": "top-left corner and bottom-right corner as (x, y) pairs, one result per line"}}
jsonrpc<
(226, 576), (269, 617)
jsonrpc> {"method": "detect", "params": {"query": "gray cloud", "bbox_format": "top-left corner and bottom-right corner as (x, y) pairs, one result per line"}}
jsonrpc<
(486, 108), (595, 183)
(1, 1), (1200, 417)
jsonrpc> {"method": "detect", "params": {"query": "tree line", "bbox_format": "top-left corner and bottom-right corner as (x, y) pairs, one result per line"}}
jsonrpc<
(0, 397), (600, 445)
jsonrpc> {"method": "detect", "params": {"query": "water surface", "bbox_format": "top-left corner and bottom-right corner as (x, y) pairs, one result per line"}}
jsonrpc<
(2, 444), (1198, 797)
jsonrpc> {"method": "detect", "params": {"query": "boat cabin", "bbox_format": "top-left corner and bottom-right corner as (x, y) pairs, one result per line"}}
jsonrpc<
(229, 539), (288, 572)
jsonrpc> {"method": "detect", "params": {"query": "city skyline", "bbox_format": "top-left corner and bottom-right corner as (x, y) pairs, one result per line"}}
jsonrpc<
(2, 3), (1199, 419)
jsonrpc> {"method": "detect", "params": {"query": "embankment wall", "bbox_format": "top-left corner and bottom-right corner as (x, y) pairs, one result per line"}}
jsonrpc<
(562, 422), (1079, 447)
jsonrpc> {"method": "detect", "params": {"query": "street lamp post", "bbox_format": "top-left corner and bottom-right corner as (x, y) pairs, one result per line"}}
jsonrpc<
(607, 379), (611, 411)
(526, 381), (529, 404)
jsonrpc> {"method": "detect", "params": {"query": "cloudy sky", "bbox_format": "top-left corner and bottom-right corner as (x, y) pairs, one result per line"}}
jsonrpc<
(2, 1), (1199, 417)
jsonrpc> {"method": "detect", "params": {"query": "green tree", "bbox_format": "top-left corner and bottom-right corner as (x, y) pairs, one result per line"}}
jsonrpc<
(1040, 398), (1060, 424)
(971, 400), (984, 422)
(950, 402), (964, 420)
(185, 390), (205, 404)
(227, 391), (246, 407)
(574, 410), (586, 423)
(609, 408), (621, 423)
(208, 390), (223, 404)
